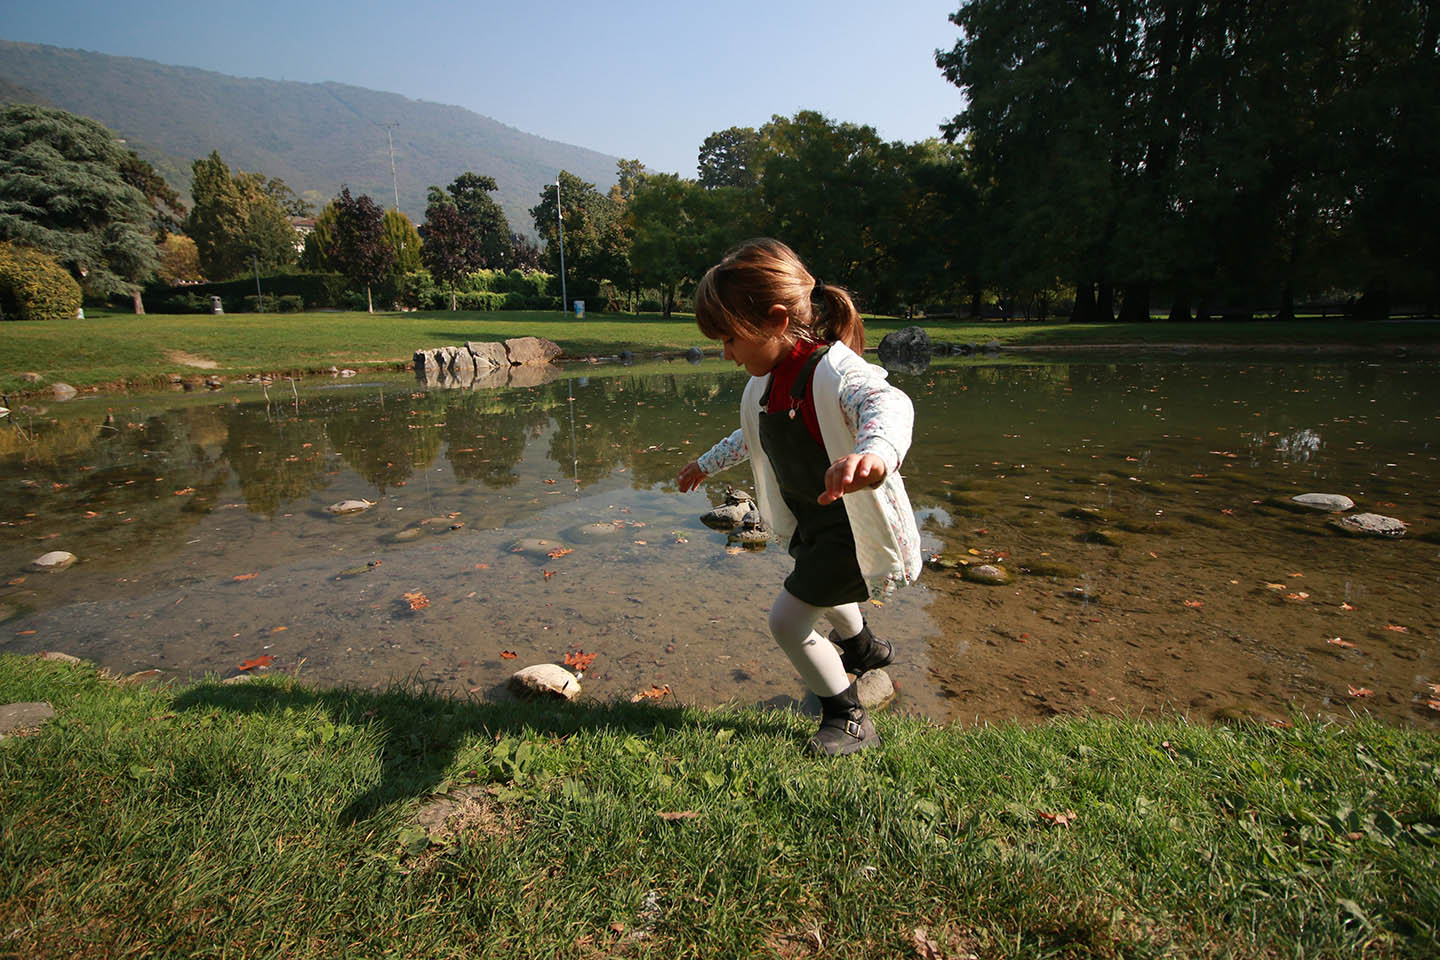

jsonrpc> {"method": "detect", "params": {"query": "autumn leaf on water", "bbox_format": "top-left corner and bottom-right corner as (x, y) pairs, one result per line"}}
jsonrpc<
(1285, 592), (1311, 601)
(1289, 572), (1304, 578)
(83, 511), (99, 518)
(1326, 637), (1357, 649)
(474, 563), (489, 570)
(402, 591), (430, 611)
(544, 479), (558, 484)
(1385, 624), (1408, 633)
(631, 684), (672, 703)
(1429, 683), (1440, 696)
(174, 487), (195, 496)
(238, 655), (275, 671)
(500, 651), (517, 659)
(563, 650), (598, 672)
(1183, 600), (1203, 608)
(232, 573), (258, 582)
(1264, 582), (1286, 590)
(1038, 809), (1078, 828)
(1340, 602), (1356, 611)
(1347, 685), (1373, 698)
(546, 546), (574, 559)
(1427, 700), (1440, 713)
(542, 569), (555, 580)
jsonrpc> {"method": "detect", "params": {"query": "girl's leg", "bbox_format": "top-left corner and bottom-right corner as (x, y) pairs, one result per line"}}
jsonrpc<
(824, 601), (893, 675)
(768, 588), (850, 697)
(822, 602), (864, 640)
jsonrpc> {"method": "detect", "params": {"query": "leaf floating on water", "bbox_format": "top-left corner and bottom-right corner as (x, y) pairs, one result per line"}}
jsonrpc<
(1384, 624), (1408, 633)
(631, 684), (672, 703)
(1340, 602), (1356, 611)
(474, 563), (489, 570)
(1326, 637), (1357, 649)
(564, 650), (598, 671)
(1183, 600), (1203, 608)
(500, 650), (517, 659)
(402, 591), (430, 611)
(238, 655), (274, 671)
(1347, 685), (1373, 698)
(1264, 582), (1285, 590)
(174, 487), (195, 496)
(1288, 572), (1304, 578)
(271, 625), (287, 633)
(546, 547), (574, 559)
(232, 573), (259, 582)
(542, 569), (555, 580)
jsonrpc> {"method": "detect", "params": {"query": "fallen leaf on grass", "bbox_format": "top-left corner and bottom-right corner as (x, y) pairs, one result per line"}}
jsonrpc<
(657, 810), (699, 821)
(1347, 685), (1373, 698)
(1038, 809), (1078, 828)
(500, 651), (517, 659)
(563, 650), (598, 672)
(238, 655), (275, 671)
(631, 684), (672, 703)
(1326, 637), (1356, 649)
(402, 591), (430, 611)
(232, 573), (258, 581)
(546, 546), (574, 559)
(912, 927), (944, 960)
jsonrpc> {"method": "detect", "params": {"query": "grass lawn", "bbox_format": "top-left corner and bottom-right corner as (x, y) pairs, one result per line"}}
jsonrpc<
(2, 308), (1436, 395)
(2, 654), (1437, 958)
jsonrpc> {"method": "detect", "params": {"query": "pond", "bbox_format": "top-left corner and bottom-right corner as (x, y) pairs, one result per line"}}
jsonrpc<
(2, 355), (1437, 727)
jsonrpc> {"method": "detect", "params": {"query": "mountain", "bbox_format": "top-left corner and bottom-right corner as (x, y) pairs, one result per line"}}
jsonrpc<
(0, 40), (621, 236)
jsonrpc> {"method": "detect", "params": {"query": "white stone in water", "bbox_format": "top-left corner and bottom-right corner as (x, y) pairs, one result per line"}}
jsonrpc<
(962, 563), (1010, 585)
(30, 551), (76, 572)
(1330, 513), (1407, 538)
(1292, 493), (1355, 512)
(326, 499), (375, 515)
(511, 537), (566, 558)
(508, 664), (580, 701)
(856, 668), (895, 710)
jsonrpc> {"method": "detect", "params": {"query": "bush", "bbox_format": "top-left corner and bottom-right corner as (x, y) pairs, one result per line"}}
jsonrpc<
(159, 292), (214, 314)
(241, 294), (305, 313)
(147, 271), (348, 311)
(455, 291), (507, 311)
(638, 299), (663, 313)
(0, 243), (83, 322)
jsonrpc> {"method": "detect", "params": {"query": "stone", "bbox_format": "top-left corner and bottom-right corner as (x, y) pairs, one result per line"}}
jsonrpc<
(982, 340), (1003, 354)
(326, 499), (376, 515)
(505, 363), (561, 389)
(504, 336), (563, 366)
(508, 664), (580, 701)
(877, 326), (932, 369)
(564, 522), (621, 543)
(467, 341), (509, 371)
(685, 346), (704, 364)
(856, 669), (895, 710)
(20, 372), (44, 384)
(50, 382), (77, 401)
(729, 526), (771, 549)
(39, 651), (83, 664)
(1292, 493), (1355, 512)
(339, 369), (357, 377)
(1330, 513), (1407, 538)
(510, 537), (567, 560)
(619, 350), (635, 364)
(701, 488), (756, 529)
(961, 563), (1010, 585)
(30, 551), (76, 572)
(0, 701), (55, 738)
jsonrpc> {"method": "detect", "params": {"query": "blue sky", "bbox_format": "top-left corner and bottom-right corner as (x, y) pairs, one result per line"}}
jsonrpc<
(1, 0), (965, 175)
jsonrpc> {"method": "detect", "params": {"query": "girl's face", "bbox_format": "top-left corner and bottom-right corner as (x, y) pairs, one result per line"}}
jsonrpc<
(718, 306), (790, 376)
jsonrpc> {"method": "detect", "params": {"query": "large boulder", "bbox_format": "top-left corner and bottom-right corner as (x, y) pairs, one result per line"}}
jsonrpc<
(467, 341), (509, 371)
(508, 664), (580, 701)
(877, 326), (932, 370)
(504, 336), (562, 366)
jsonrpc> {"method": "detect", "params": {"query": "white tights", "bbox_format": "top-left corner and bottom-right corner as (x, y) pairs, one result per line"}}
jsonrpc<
(767, 589), (865, 698)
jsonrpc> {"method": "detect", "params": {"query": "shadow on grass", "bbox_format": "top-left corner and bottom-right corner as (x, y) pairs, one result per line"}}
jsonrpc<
(170, 679), (793, 825)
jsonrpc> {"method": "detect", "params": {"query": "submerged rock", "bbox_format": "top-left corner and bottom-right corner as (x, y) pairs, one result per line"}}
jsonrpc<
(508, 664), (580, 701)
(1292, 493), (1354, 512)
(961, 563), (1010, 585)
(856, 669), (895, 710)
(1330, 513), (1407, 538)
(30, 551), (76, 572)
(326, 499), (375, 515)
(510, 537), (567, 560)
(564, 522), (621, 543)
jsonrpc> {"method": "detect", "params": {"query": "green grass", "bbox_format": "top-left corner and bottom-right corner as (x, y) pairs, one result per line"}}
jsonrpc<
(2, 654), (1437, 958)
(2, 309), (1436, 395)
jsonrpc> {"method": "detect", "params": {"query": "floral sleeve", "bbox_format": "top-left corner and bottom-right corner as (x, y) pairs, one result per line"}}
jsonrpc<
(839, 366), (912, 472)
(696, 428), (749, 476)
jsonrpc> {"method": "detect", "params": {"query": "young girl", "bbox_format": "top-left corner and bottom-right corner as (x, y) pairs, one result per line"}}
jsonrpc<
(676, 239), (922, 756)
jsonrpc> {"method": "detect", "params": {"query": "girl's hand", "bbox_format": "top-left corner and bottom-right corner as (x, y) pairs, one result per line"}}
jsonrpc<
(676, 460), (707, 492)
(819, 453), (887, 505)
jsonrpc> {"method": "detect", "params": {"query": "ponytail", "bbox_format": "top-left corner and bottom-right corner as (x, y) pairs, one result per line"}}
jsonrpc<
(814, 282), (865, 355)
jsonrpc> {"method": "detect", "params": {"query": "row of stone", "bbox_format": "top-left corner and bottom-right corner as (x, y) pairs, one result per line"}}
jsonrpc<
(413, 337), (562, 388)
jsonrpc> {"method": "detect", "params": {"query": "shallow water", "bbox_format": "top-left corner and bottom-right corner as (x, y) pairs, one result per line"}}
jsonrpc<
(2, 356), (1436, 725)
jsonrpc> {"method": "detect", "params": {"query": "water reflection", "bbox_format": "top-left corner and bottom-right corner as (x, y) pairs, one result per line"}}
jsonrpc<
(2, 357), (1437, 727)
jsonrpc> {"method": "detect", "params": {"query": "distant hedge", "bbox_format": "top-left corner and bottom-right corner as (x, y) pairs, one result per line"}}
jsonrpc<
(148, 267), (561, 313)
(0, 243), (83, 322)
(147, 272), (348, 313)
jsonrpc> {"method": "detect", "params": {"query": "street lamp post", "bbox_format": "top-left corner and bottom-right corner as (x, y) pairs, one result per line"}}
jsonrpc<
(555, 179), (567, 315)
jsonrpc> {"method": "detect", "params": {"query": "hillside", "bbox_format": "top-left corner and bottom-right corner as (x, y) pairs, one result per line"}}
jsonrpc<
(0, 40), (621, 235)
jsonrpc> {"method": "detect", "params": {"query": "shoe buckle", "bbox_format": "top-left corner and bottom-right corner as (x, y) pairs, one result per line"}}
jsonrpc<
(844, 718), (863, 738)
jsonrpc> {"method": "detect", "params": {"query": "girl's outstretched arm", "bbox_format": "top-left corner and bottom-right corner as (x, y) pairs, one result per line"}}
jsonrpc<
(676, 460), (707, 491)
(818, 452), (888, 504)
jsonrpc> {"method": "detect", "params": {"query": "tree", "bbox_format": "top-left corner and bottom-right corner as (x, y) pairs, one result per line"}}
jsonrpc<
(429, 172), (510, 268)
(420, 199), (482, 310)
(0, 103), (160, 312)
(382, 208), (422, 281)
(507, 232), (543, 272)
(0, 242), (83, 322)
(300, 201), (339, 270)
(330, 187), (392, 313)
(119, 150), (186, 238)
(185, 151), (299, 281)
(155, 234), (203, 285)
(698, 126), (763, 189)
(529, 170), (623, 305)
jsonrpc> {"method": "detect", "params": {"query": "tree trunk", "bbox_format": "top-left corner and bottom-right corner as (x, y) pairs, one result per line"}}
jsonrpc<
(1277, 284), (1295, 323)
(450, 284), (457, 311)
(1117, 283), (1150, 322)
(1096, 281), (1115, 322)
(366, 285), (374, 314)
(1070, 280), (1096, 323)
(1168, 293), (1191, 322)
(132, 288), (145, 315)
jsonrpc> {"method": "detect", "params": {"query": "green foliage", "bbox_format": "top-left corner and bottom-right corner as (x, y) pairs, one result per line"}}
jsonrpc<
(0, 242), (82, 321)
(184, 151), (299, 280)
(330, 186), (392, 312)
(529, 170), (628, 304)
(154, 234), (202, 285)
(697, 126), (763, 189)
(241, 293), (304, 312)
(0, 103), (160, 306)
(397, 267), (556, 310)
(300, 201), (339, 271)
(381, 208), (421, 276)
(428, 172), (511, 267)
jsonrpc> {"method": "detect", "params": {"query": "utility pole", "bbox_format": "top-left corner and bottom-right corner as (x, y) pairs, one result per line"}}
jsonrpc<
(555, 179), (567, 314)
(375, 121), (400, 209)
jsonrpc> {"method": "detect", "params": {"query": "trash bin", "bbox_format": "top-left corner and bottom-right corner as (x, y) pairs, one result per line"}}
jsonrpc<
(573, 300), (585, 319)
(211, 296), (224, 315)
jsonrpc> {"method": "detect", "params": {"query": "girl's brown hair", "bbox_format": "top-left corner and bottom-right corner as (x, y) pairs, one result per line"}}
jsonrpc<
(693, 238), (864, 354)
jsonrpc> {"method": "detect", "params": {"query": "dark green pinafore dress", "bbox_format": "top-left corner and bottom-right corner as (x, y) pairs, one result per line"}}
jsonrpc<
(757, 347), (869, 608)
